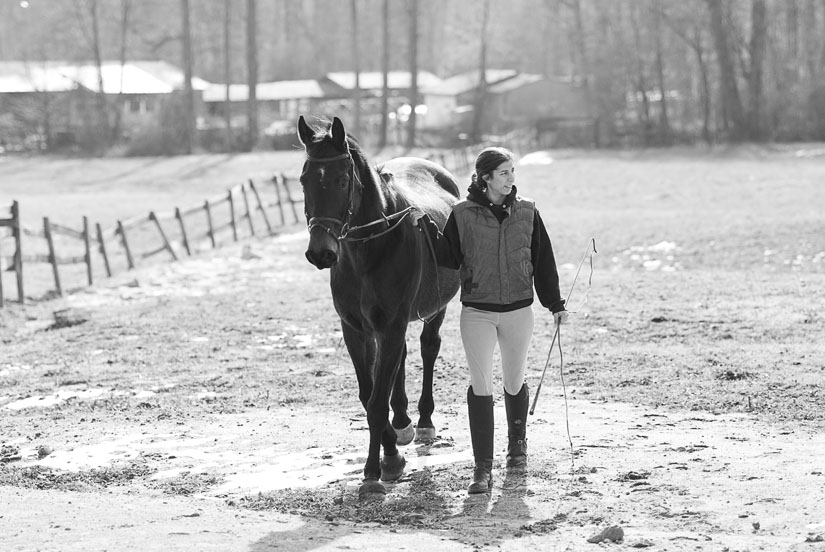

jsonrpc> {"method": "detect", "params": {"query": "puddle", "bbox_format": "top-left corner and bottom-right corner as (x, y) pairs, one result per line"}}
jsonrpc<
(4, 388), (108, 411)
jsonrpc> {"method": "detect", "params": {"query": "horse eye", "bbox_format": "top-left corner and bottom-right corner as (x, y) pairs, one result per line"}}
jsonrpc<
(339, 174), (350, 187)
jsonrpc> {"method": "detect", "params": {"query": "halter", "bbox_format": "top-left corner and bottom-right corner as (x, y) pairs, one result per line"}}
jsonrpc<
(303, 149), (413, 243)
(304, 151), (361, 240)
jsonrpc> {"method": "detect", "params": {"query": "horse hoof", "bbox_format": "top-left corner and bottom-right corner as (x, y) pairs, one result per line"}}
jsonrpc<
(415, 426), (437, 442)
(379, 452), (406, 482)
(358, 478), (386, 500)
(395, 422), (415, 446)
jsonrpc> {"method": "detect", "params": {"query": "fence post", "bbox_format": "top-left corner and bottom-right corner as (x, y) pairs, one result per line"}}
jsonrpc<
(148, 211), (178, 261)
(249, 180), (273, 235)
(83, 216), (93, 286)
(175, 207), (191, 256)
(241, 182), (256, 236)
(272, 175), (286, 226)
(117, 220), (135, 270)
(228, 189), (238, 242)
(280, 174), (301, 223)
(11, 201), (23, 303)
(43, 217), (62, 297)
(96, 223), (111, 277)
(204, 200), (216, 248)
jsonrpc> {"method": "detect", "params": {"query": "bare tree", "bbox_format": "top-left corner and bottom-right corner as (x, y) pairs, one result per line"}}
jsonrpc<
(405, 0), (418, 149)
(705, 0), (746, 140)
(747, 0), (767, 140)
(350, 0), (362, 138)
(181, 0), (195, 154)
(246, 0), (259, 150)
(224, 0), (232, 152)
(379, 0), (390, 149)
(470, 0), (490, 143)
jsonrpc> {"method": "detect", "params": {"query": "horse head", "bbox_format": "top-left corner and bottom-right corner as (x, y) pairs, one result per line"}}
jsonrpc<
(297, 116), (362, 269)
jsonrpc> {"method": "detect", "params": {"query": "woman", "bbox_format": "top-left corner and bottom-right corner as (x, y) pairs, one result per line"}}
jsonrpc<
(418, 146), (568, 494)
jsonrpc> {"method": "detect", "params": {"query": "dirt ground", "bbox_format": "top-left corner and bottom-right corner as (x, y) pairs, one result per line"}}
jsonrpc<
(1, 231), (823, 552)
(2, 147), (825, 551)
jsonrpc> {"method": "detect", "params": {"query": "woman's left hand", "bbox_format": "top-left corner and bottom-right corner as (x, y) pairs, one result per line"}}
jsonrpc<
(553, 311), (569, 325)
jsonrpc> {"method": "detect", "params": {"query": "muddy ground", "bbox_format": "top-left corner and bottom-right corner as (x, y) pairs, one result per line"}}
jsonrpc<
(2, 148), (825, 551)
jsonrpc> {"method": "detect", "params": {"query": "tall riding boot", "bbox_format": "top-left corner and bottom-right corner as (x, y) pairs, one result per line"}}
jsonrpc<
(467, 386), (494, 494)
(504, 383), (529, 468)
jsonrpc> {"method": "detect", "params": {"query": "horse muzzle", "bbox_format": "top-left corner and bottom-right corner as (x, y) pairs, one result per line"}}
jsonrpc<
(305, 228), (340, 269)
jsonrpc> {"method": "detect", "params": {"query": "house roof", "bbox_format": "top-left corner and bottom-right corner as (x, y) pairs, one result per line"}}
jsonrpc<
(424, 69), (519, 96)
(58, 61), (210, 94)
(0, 62), (76, 93)
(202, 78), (350, 102)
(487, 73), (545, 94)
(0, 60), (209, 95)
(325, 71), (443, 91)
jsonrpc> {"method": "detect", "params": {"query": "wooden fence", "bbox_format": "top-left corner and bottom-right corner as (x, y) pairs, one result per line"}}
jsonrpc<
(1, 174), (303, 307)
(0, 145), (481, 308)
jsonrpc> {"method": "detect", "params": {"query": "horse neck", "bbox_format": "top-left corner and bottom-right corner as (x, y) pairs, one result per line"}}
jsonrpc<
(351, 157), (402, 225)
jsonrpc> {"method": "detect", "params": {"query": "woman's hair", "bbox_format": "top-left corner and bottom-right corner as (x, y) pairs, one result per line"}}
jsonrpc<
(471, 146), (515, 191)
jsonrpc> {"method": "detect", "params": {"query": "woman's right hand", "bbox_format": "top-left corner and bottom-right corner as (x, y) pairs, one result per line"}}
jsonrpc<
(553, 310), (569, 325)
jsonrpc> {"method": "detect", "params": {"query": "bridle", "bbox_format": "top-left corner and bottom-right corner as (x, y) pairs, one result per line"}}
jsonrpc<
(303, 151), (361, 240)
(303, 148), (415, 243)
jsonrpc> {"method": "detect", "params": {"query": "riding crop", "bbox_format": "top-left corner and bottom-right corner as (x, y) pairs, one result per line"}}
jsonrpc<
(529, 237), (597, 417)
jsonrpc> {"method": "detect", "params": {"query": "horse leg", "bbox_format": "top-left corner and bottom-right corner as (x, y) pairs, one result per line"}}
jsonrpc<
(361, 328), (408, 497)
(338, 322), (386, 497)
(390, 342), (415, 446)
(416, 308), (447, 442)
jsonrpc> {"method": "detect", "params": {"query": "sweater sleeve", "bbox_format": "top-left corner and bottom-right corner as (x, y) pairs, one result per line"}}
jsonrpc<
(430, 212), (463, 269)
(532, 209), (565, 312)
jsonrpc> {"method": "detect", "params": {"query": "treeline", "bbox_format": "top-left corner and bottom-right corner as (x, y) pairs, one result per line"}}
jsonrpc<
(1, 0), (824, 147)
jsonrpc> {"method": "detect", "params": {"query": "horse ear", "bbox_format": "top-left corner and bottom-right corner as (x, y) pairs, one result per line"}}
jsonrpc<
(297, 115), (313, 147)
(331, 117), (347, 149)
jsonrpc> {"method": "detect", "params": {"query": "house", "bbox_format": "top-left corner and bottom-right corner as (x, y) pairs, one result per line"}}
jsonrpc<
(0, 60), (209, 151)
(325, 70), (444, 124)
(201, 77), (351, 149)
(421, 69), (595, 146)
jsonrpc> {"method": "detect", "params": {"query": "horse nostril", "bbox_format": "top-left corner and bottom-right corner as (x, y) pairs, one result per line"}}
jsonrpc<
(321, 250), (338, 267)
(305, 249), (338, 269)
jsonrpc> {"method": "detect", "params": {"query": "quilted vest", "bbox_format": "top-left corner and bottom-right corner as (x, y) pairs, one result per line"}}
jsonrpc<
(453, 197), (535, 305)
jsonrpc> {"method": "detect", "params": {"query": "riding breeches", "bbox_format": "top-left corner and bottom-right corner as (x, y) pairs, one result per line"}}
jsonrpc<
(459, 305), (534, 397)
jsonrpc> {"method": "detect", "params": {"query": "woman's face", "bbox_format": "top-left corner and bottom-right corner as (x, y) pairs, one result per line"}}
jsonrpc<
(483, 160), (515, 204)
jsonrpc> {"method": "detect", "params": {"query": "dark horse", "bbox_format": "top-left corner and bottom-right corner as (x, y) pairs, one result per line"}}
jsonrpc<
(297, 116), (460, 498)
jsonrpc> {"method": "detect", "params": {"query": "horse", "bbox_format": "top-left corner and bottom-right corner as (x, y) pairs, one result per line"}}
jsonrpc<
(296, 116), (460, 498)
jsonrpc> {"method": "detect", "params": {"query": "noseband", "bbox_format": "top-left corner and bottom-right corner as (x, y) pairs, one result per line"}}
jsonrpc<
(304, 151), (361, 240)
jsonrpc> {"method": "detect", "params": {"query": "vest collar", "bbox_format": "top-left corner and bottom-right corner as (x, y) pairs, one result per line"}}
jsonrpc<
(467, 183), (518, 210)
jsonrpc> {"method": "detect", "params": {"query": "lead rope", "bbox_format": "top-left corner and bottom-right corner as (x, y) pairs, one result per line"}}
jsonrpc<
(530, 238), (597, 467)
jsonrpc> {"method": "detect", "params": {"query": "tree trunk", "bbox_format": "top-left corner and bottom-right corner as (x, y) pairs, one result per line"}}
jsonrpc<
(706, 0), (746, 140)
(350, 0), (361, 139)
(694, 28), (713, 144)
(181, 0), (195, 154)
(379, 0), (390, 149)
(246, 0), (259, 151)
(629, 3), (652, 144)
(112, 0), (131, 143)
(470, 0), (490, 144)
(224, 0), (232, 153)
(88, 0), (109, 151)
(652, 2), (671, 145)
(405, 0), (418, 150)
(747, 0), (768, 141)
